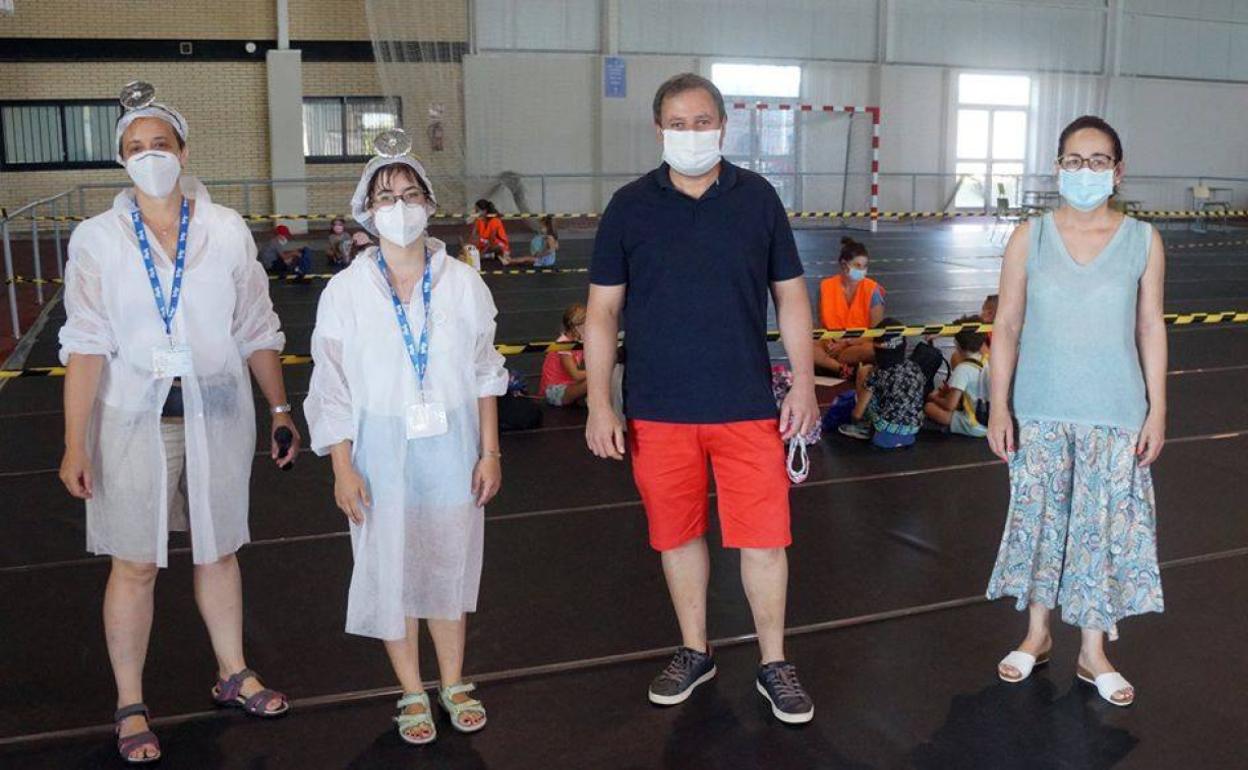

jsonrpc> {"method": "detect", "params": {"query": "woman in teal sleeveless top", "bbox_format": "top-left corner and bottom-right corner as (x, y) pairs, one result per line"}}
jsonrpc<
(985, 117), (1167, 707)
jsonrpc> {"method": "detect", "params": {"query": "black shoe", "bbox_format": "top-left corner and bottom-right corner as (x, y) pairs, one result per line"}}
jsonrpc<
(756, 661), (814, 724)
(648, 646), (717, 706)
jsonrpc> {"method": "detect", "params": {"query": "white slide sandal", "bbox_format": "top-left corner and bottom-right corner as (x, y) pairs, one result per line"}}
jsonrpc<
(997, 650), (1050, 683)
(1077, 667), (1135, 706)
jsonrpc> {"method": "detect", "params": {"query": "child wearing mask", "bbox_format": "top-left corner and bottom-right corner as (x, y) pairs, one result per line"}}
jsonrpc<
(926, 315), (990, 438)
(539, 303), (588, 406)
(259, 225), (312, 276)
(326, 217), (352, 269)
(839, 318), (926, 449)
(501, 215), (559, 268)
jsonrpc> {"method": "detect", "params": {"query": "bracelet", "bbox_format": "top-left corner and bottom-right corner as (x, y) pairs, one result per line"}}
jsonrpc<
(482, 449), (502, 459)
(271, 403), (292, 415)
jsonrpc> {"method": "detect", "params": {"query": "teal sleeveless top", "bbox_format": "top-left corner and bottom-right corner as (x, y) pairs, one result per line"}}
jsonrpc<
(1013, 213), (1152, 431)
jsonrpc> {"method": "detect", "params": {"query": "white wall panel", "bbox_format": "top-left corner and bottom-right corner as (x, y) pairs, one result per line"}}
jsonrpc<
(476, 0), (600, 52)
(1120, 13), (1248, 81)
(618, 0), (879, 62)
(463, 53), (596, 181)
(891, 0), (1105, 72)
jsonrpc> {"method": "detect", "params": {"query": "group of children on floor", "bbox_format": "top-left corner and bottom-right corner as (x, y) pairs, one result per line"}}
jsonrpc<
(838, 294), (997, 450)
(259, 197), (556, 277)
(258, 219), (374, 276)
(468, 199), (560, 268)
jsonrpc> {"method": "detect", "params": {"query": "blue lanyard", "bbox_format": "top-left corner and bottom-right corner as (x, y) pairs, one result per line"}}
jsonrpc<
(131, 197), (190, 339)
(375, 247), (433, 391)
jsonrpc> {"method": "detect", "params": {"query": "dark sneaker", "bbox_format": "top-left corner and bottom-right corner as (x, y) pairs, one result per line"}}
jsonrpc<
(648, 646), (717, 706)
(756, 661), (814, 724)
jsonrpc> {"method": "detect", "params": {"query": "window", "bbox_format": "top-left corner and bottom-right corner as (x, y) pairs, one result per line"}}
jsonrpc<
(303, 96), (402, 163)
(712, 64), (801, 207)
(954, 73), (1030, 210)
(1, 101), (121, 170)
(710, 63), (801, 98)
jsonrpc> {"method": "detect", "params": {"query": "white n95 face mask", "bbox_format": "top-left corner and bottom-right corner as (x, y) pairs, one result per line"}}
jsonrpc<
(125, 151), (183, 198)
(662, 129), (723, 177)
(374, 202), (429, 247)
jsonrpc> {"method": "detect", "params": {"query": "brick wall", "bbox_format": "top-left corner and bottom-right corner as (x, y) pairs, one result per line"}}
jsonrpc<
(1, 1), (469, 216)
(289, 0), (467, 41)
(0, 62), (270, 214)
(0, 0), (275, 38)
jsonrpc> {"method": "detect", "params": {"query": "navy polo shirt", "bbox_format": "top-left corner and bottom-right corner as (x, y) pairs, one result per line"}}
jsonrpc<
(590, 160), (803, 424)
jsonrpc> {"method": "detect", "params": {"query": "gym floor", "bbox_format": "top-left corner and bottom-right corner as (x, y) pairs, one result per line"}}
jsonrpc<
(1, 221), (1246, 769)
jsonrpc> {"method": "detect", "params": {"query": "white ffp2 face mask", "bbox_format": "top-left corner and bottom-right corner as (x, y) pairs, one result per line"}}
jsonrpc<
(374, 202), (429, 247)
(125, 151), (183, 198)
(662, 129), (723, 177)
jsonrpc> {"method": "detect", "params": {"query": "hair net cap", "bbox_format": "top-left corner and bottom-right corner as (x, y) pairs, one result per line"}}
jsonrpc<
(351, 129), (437, 235)
(114, 81), (188, 165)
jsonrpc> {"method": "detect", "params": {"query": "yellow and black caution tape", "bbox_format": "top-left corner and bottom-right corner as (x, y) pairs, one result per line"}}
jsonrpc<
(21, 209), (1248, 225)
(5, 312), (1246, 379)
(1168, 239), (1248, 251)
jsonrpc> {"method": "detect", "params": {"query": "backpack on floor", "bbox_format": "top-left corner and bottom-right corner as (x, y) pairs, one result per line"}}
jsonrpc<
(820, 391), (857, 432)
(958, 357), (991, 427)
(910, 339), (949, 395)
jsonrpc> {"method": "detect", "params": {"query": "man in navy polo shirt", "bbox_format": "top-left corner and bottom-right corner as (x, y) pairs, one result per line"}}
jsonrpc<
(584, 73), (819, 724)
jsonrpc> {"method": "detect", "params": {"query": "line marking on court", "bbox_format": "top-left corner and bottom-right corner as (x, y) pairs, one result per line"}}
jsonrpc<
(4, 544), (1245, 748)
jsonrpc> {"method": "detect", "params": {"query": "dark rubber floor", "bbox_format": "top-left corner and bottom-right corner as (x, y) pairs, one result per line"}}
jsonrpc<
(1, 222), (1246, 768)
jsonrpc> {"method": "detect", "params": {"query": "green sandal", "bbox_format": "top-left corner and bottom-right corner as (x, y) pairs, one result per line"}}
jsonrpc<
(439, 682), (487, 733)
(394, 691), (437, 745)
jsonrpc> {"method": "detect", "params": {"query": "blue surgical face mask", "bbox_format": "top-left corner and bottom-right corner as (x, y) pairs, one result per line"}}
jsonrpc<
(1059, 168), (1115, 211)
(848, 267), (867, 282)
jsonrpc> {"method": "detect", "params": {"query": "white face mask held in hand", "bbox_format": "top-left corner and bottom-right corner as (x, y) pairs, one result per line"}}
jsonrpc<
(786, 438), (810, 484)
(662, 128), (723, 177)
(374, 202), (429, 247)
(126, 150), (183, 198)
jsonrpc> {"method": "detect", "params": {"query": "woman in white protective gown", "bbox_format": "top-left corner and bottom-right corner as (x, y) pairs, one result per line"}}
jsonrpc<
(57, 83), (298, 765)
(305, 130), (509, 745)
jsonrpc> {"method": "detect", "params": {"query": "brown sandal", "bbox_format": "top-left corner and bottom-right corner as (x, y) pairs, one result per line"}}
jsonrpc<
(114, 704), (161, 764)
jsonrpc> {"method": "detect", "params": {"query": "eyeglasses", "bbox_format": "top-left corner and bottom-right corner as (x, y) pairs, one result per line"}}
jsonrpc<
(1057, 154), (1117, 173)
(373, 189), (426, 207)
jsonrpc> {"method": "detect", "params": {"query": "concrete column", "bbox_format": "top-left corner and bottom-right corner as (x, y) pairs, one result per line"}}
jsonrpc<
(601, 0), (619, 55)
(266, 48), (307, 230)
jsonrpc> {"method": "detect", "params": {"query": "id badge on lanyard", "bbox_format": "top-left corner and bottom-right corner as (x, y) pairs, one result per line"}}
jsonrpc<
(133, 198), (194, 379)
(376, 249), (448, 440)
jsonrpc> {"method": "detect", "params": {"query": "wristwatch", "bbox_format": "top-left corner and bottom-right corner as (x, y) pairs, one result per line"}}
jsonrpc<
(271, 403), (292, 415)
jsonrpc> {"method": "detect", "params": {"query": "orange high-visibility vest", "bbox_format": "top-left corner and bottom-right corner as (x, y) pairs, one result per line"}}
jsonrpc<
(818, 275), (883, 330)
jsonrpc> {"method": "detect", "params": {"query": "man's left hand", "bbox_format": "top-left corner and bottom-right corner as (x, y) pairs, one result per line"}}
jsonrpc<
(779, 380), (819, 441)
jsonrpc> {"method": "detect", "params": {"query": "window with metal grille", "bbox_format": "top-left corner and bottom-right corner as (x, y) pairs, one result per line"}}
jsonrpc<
(303, 96), (402, 163)
(1, 101), (121, 170)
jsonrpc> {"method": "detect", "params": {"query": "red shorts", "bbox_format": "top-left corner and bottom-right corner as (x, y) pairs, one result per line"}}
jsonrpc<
(628, 419), (791, 551)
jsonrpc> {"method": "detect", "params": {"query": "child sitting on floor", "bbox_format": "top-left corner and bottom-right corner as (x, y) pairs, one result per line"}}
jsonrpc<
(538, 303), (588, 407)
(925, 315), (990, 438)
(839, 318), (926, 449)
(952, 294), (997, 369)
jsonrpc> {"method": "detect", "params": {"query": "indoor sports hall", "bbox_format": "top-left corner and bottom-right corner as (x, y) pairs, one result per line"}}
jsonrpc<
(1, 2), (1246, 768)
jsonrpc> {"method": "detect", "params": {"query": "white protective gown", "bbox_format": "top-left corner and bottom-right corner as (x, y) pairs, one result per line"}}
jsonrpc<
(58, 177), (284, 567)
(305, 241), (509, 640)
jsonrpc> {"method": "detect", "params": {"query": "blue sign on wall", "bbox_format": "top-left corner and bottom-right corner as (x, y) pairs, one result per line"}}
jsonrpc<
(604, 56), (627, 98)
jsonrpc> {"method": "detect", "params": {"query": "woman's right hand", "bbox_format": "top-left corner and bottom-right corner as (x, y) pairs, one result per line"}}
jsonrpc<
(334, 466), (371, 525)
(987, 409), (1015, 462)
(59, 445), (93, 499)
